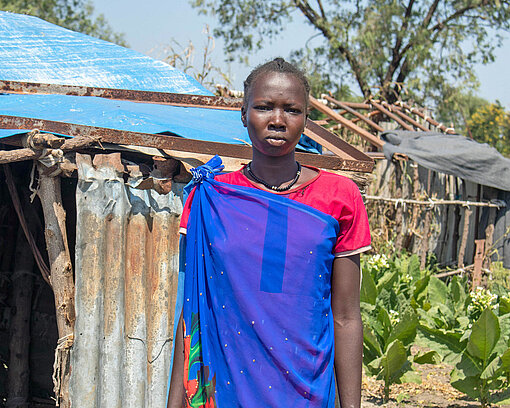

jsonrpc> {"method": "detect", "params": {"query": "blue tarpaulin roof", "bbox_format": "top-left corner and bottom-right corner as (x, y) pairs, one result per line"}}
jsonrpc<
(0, 11), (320, 152)
(0, 11), (209, 94)
(0, 93), (251, 145)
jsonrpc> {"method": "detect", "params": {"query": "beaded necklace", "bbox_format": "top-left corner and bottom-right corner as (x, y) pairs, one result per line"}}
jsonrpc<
(246, 161), (301, 192)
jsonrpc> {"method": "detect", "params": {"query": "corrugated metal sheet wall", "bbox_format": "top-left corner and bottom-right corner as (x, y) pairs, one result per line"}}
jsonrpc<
(70, 153), (182, 407)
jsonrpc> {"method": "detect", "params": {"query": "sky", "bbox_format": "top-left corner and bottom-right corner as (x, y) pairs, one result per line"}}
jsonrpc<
(91, 0), (510, 109)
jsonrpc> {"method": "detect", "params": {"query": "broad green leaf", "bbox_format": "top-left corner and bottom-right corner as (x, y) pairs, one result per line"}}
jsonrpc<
(412, 275), (429, 301)
(360, 266), (377, 305)
(492, 387), (510, 405)
(457, 316), (470, 331)
(427, 276), (448, 305)
(378, 340), (408, 384)
(480, 355), (501, 380)
(387, 310), (418, 348)
(449, 276), (464, 305)
(400, 370), (421, 384)
(418, 325), (465, 364)
(407, 254), (421, 280)
(376, 269), (398, 293)
(498, 314), (510, 343)
(366, 356), (382, 377)
(450, 371), (480, 400)
(377, 306), (392, 343)
(467, 308), (500, 363)
(363, 324), (383, 358)
(459, 327), (472, 343)
(455, 349), (483, 380)
(500, 348), (510, 373)
(414, 350), (440, 364)
(500, 297), (510, 316)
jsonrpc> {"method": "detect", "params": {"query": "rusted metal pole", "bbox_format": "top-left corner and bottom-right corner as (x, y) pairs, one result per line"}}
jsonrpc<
(37, 166), (76, 408)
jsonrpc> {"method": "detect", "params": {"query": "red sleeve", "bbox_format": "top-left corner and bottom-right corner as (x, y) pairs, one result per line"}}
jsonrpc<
(333, 184), (371, 257)
(179, 187), (196, 234)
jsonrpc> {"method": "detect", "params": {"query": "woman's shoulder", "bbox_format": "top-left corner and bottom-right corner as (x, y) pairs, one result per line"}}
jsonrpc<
(306, 168), (361, 198)
(215, 168), (251, 187)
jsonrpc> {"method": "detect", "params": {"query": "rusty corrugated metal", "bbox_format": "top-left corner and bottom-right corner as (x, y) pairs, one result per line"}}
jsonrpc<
(70, 152), (182, 407)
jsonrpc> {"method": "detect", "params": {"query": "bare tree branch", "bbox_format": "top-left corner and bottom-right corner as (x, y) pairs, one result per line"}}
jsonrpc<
(293, 0), (372, 97)
(383, 0), (416, 87)
(316, 0), (326, 19)
(391, 0), (489, 97)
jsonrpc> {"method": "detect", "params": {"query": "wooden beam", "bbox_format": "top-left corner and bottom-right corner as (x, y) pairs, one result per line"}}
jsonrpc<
(309, 96), (384, 149)
(369, 100), (414, 131)
(323, 95), (384, 133)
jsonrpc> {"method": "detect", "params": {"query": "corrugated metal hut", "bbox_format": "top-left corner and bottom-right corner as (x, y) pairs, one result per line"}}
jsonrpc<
(0, 12), (373, 407)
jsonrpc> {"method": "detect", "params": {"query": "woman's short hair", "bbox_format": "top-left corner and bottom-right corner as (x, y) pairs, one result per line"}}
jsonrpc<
(243, 58), (310, 107)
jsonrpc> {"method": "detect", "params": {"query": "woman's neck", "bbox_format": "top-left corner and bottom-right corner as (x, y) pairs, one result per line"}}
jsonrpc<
(249, 150), (298, 187)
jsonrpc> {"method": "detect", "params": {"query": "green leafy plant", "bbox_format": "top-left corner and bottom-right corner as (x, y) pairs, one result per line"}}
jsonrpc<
(421, 299), (510, 406)
(450, 309), (510, 406)
(361, 253), (439, 401)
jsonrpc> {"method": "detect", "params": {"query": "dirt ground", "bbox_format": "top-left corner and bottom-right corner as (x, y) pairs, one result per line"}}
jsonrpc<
(361, 362), (510, 408)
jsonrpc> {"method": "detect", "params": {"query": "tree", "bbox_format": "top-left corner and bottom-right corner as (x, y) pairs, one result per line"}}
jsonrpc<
(0, 0), (126, 45)
(190, 0), (510, 104)
(158, 25), (232, 92)
(467, 102), (510, 157)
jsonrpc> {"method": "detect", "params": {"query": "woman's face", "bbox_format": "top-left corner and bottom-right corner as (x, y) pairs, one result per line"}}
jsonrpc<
(242, 72), (307, 157)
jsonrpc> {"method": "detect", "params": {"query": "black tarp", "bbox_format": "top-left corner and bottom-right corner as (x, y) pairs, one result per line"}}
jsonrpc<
(382, 130), (510, 268)
(381, 131), (510, 191)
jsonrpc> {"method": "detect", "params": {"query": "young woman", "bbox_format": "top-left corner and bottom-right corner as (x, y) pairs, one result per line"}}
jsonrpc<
(168, 58), (371, 408)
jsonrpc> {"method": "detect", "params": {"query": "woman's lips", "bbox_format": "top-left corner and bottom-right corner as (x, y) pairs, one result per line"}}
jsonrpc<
(265, 136), (286, 146)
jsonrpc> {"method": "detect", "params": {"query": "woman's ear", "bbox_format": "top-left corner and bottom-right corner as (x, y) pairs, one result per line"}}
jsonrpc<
(241, 106), (247, 127)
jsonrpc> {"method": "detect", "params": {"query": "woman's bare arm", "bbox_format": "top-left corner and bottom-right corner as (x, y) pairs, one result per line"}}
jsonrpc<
(167, 310), (185, 408)
(331, 254), (363, 408)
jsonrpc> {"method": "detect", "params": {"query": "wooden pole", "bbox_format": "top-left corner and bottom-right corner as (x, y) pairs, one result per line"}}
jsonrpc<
(419, 170), (433, 269)
(404, 164), (420, 250)
(37, 165), (76, 408)
(0, 134), (101, 165)
(472, 239), (485, 289)
(483, 208), (497, 270)
(7, 226), (34, 408)
(394, 161), (405, 251)
(458, 207), (472, 269)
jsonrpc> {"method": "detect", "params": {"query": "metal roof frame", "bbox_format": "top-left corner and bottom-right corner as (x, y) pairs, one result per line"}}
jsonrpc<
(0, 80), (374, 173)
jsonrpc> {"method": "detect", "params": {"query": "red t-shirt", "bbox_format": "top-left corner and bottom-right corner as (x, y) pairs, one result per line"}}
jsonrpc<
(180, 166), (371, 257)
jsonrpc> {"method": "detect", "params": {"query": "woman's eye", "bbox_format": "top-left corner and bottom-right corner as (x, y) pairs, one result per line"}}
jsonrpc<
(286, 108), (302, 114)
(254, 105), (271, 111)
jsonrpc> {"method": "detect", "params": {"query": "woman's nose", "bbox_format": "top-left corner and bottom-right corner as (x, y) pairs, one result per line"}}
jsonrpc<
(269, 108), (285, 128)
